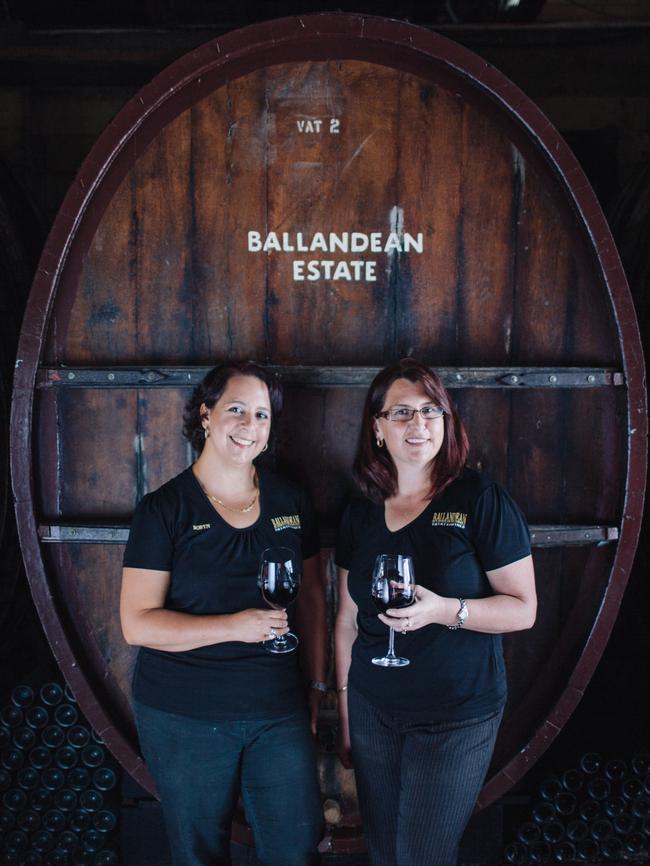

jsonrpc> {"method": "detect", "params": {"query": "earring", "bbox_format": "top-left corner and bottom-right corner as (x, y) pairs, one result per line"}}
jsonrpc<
(262, 443), (268, 452)
(376, 437), (384, 448)
(204, 428), (210, 440)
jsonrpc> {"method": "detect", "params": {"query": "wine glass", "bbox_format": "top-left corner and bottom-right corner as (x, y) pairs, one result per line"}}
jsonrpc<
(258, 546), (300, 654)
(371, 553), (415, 667)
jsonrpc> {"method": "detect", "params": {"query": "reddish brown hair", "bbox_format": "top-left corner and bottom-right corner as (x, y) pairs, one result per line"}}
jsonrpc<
(353, 358), (469, 503)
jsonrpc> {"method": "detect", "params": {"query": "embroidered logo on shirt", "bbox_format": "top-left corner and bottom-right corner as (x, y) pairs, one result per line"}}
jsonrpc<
(192, 523), (211, 531)
(431, 511), (467, 529)
(271, 515), (301, 532)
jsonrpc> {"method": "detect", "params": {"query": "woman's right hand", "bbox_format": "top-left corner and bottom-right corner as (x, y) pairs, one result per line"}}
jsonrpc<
(232, 607), (289, 643)
(121, 569), (290, 651)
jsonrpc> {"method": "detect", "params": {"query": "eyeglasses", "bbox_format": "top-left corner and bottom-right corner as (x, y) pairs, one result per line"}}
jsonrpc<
(375, 405), (446, 423)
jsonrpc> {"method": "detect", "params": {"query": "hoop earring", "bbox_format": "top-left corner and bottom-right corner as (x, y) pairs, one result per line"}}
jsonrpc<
(262, 443), (268, 452)
(376, 437), (384, 448)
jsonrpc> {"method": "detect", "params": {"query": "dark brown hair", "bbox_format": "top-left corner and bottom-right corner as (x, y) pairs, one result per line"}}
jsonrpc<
(183, 360), (283, 453)
(353, 358), (469, 503)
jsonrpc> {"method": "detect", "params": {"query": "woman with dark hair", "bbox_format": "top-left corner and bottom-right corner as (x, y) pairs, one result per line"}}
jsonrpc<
(120, 360), (325, 866)
(335, 358), (536, 866)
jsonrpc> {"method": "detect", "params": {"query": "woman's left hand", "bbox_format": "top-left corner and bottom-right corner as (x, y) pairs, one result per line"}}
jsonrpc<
(378, 584), (446, 632)
(378, 555), (537, 634)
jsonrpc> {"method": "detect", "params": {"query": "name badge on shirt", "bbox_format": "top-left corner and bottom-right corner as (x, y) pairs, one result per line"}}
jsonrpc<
(271, 515), (301, 532)
(431, 512), (467, 529)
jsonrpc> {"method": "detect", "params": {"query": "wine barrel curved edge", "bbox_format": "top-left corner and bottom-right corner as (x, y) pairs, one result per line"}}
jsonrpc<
(9, 11), (647, 849)
(1, 162), (49, 692)
(1, 160), (40, 541)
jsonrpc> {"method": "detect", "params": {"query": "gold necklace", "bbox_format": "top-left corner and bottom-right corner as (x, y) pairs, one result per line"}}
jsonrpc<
(207, 490), (258, 513)
(205, 473), (259, 514)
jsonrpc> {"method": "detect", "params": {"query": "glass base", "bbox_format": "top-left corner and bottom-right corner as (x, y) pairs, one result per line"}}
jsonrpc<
(263, 631), (299, 654)
(372, 655), (410, 667)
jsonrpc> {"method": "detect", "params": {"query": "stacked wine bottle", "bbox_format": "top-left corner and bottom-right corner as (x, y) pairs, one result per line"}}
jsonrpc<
(503, 752), (650, 864)
(0, 682), (119, 865)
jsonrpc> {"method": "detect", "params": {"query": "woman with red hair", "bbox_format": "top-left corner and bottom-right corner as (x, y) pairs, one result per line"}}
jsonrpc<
(335, 358), (537, 866)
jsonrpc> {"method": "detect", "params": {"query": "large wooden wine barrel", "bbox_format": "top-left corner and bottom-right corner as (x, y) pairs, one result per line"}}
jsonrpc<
(10, 14), (646, 853)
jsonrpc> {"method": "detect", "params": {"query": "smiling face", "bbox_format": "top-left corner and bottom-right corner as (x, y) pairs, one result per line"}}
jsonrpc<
(373, 378), (445, 474)
(202, 374), (271, 467)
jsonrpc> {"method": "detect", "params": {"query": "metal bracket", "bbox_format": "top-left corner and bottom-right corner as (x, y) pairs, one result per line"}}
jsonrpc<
(38, 523), (619, 547)
(36, 365), (624, 389)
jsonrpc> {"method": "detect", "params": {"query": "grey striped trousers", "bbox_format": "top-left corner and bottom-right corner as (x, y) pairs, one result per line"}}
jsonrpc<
(348, 687), (503, 866)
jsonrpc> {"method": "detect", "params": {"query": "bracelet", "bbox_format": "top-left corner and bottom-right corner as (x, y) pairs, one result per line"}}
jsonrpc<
(309, 680), (328, 693)
(337, 684), (348, 693)
(448, 598), (469, 630)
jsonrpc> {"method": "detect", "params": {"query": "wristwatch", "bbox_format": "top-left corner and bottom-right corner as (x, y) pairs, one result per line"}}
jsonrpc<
(448, 598), (468, 630)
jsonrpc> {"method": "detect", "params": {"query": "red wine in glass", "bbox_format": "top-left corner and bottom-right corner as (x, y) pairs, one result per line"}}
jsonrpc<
(371, 588), (414, 614)
(258, 547), (300, 653)
(371, 554), (415, 667)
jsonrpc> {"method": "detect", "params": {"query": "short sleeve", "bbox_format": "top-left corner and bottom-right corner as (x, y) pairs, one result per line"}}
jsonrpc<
(299, 488), (320, 560)
(335, 503), (355, 570)
(122, 492), (175, 571)
(470, 483), (531, 572)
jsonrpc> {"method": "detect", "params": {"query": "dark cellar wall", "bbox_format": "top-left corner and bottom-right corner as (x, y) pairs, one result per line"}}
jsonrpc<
(1, 2), (649, 863)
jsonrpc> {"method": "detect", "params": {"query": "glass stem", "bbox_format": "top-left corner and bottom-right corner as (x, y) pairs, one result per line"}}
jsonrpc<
(387, 627), (397, 659)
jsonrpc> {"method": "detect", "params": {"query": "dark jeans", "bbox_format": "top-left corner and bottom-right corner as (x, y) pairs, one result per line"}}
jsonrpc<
(134, 701), (323, 866)
(348, 687), (502, 866)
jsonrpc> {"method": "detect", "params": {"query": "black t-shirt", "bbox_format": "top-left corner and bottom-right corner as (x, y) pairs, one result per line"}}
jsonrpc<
(335, 468), (531, 721)
(123, 466), (319, 720)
